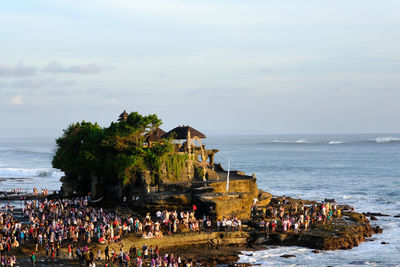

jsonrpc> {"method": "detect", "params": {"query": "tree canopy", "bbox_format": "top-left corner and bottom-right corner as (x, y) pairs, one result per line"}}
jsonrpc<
(52, 111), (183, 186)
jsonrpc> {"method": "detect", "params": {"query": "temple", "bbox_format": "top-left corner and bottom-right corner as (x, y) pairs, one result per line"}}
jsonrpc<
(59, 111), (270, 220)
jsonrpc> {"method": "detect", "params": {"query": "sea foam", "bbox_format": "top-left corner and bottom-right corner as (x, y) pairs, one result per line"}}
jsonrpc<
(270, 139), (309, 144)
(375, 137), (400, 143)
(0, 167), (63, 179)
(328, 140), (344, 145)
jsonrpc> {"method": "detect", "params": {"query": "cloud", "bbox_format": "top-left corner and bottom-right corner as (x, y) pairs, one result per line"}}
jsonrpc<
(69, 64), (103, 74)
(43, 61), (104, 74)
(0, 62), (37, 77)
(10, 78), (76, 89)
(10, 95), (23, 106)
(42, 61), (65, 73)
(12, 79), (50, 89)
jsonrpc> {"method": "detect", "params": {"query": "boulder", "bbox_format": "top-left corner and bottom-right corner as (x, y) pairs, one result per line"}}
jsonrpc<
(373, 226), (383, 234)
(280, 254), (296, 258)
(363, 212), (390, 217)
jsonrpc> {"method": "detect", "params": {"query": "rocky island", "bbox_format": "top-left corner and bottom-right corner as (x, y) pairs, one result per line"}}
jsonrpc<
(2, 111), (381, 266)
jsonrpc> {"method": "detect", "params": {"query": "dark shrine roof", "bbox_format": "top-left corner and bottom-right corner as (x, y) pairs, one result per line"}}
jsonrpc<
(162, 125), (206, 140)
(118, 110), (128, 122)
(146, 128), (166, 143)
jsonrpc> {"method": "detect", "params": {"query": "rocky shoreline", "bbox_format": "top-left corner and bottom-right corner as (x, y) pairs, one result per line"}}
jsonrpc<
(3, 190), (383, 266)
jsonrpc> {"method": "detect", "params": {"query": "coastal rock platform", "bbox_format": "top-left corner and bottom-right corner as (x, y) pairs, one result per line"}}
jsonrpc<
(10, 193), (381, 266)
(90, 205), (379, 265)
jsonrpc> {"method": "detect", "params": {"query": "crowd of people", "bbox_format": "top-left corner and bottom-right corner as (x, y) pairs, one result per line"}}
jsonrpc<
(1, 187), (346, 266)
(0, 205), (19, 267)
(22, 196), (136, 246)
(0, 197), (213, 266)
(254, 196), (341, 233)
(70, 243), (200, 267)
(0, 255), (17, 267)
(32, 188), (49, 197)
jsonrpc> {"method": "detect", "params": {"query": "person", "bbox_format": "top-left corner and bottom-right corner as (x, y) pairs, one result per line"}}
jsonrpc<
(294, 222), (299, 234)
(89, 249), (94, 263)
(56, 243), (60, 259)
(68, 244), (72, 258)
(136, 256), (143, 267)
(206, 217), (212, 232)
(31, 252), (36, 266)
(105, 245), (109, 261)
(97, 249), (101, 261)
(123, 253), (130, 267)
(45, 243), (49, 259)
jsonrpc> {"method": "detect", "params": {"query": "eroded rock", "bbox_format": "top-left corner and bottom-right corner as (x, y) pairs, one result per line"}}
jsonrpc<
(363, 212), (390, 217)
(373, 226), (383, 234)
(280, 254), (296, 258)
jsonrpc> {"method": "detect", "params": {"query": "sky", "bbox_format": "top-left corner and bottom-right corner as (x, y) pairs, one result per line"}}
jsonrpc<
(1, 0), (400, 135)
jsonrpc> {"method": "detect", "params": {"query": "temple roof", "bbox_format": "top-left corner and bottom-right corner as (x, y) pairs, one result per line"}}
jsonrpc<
(146, 128), (166, 143)
(118, 110), (128, 122)
(162, 125), (206, 140)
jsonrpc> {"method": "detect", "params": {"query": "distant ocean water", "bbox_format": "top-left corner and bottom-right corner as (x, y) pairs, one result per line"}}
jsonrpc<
(0, 135), (63, 191)
(207, 134), (400, 266)
(0, 133), (399, 265)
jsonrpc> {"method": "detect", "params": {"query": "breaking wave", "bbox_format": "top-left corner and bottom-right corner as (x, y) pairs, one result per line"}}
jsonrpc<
(374, 137), (400, 143)
(0, 167), (64, 179)
(262, 137), (400, 145)
(268, 139), (309, 144)
(328, 140), (344, 145)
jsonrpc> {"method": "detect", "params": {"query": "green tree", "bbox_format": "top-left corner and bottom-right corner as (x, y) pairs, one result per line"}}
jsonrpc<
(52, 121), (104, 178)
(52, 111), (180, 189)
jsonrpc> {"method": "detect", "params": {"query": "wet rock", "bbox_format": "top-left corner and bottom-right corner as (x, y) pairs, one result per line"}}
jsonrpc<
(394, 214), (400, 218)
(280, 254), (296, 258)
(312, 249), (320, 254)
(381, 241), (389, 245)
(363, 212), (390, 217)
(370, 216), (378, 220)
(373, 226), (383, 234)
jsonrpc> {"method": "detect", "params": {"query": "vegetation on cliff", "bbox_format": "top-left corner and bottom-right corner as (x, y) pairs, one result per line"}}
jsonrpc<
(52, 111), (187, 192)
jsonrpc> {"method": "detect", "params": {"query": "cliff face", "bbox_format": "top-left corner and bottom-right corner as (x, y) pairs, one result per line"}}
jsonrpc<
(124, 165), (262, 220)
(196, 178), (259, 220)
(131, 177), (260, 220)
(60, 158), (262, 220)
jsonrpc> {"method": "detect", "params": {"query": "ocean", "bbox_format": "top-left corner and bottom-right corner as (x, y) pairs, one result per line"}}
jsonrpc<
(0, 132), (399, 266)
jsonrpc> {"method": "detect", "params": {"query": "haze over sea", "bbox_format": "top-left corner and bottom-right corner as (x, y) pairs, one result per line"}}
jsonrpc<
(0, 131), (399, 266)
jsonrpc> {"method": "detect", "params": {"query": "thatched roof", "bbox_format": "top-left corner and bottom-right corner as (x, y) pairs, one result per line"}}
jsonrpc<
(146, 128), (166, 143)
(118, 110), (128, 122)
(162, 125), (206, 140)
